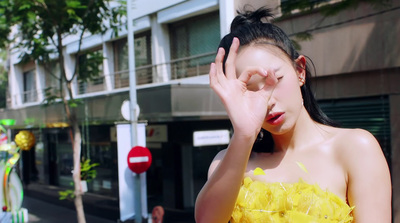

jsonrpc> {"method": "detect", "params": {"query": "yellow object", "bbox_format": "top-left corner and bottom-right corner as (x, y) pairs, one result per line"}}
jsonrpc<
(14, 130), (35, 151)
(296, 162), (309, 174)
(231, 177), (354, 223)
(254, 167), (266, 176)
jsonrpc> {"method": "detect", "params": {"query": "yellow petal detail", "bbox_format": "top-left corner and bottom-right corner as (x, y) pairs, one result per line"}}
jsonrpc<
(296, 162), (309, 173)
(253, 167), (266, 176)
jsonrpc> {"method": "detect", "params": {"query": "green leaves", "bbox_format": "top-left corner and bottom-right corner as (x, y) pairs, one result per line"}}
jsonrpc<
(58, 159), (100, 200)
(77, 50), (105, 82)
(80, 159), (100, 182)
(41, 87), (61, 107)
(68, 99), (83, 108)
(59, 188), (75, 200)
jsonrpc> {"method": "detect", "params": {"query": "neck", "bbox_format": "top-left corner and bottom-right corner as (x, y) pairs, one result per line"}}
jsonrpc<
(272, 107), (325, 152)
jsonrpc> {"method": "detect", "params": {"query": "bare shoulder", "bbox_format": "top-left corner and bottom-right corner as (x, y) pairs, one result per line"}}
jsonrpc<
(330, 128), (391, 221)
(332, 128), (382, 155)
(207, 149), (227, 178)
(330, 127), (388, 174)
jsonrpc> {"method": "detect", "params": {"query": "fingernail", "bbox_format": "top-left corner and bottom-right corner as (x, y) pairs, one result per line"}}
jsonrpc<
(263, 69), (268, 76)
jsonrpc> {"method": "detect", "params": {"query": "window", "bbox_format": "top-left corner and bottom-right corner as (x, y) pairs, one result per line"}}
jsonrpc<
(77, 48), (105, 94)
(23, 69), (36, 103)
(113, 31), (152, 88)
(44, 61), (61, 98)
(170, 11), (220, 79)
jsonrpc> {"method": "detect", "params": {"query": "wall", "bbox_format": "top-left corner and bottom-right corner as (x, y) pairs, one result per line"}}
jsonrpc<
(277, 0), (400, 76)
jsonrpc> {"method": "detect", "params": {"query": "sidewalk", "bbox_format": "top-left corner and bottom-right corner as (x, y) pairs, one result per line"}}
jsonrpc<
(24, 183), (120, 221)
(23, 183), (195, 223)
(23, 196), (115, 223)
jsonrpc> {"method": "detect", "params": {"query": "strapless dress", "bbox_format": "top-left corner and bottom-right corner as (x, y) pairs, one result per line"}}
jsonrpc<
(231, 168), (354, 223)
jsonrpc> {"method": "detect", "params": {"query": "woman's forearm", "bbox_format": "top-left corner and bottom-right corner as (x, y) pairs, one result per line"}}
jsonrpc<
(195, 133), (256, 223)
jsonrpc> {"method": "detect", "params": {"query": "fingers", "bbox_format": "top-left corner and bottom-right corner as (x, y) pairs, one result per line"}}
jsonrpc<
(237, 68), (278, 95)
(263, 70), (278, 88)
(215, 47), (225, 78)
(225, 37), (240, 79)
(237, 67), (268, 84)
(260, 70), (278, 99)
(209, 62), (225, 99)
(209, 62), (217, 88)
(209, 53), (226, 97)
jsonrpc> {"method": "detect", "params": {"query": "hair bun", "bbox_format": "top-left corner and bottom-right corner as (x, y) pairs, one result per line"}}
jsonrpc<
(231, 6), (275, 32)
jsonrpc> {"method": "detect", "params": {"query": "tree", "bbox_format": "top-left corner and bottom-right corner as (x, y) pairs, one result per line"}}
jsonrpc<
(0, 1), (125, 222)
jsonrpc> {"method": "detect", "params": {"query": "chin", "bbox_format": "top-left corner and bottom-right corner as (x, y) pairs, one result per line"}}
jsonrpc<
(264, 123), (293, 136)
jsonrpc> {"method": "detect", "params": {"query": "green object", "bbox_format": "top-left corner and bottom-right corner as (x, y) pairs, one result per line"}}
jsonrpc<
(0, 119), (16, 126)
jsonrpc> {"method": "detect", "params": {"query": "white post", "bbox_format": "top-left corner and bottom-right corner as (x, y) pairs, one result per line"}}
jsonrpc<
(117, 123), (148, 221)
(127, 0), (142, 222)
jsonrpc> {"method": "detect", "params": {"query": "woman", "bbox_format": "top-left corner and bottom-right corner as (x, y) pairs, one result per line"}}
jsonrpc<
(195, 7), (391, 223)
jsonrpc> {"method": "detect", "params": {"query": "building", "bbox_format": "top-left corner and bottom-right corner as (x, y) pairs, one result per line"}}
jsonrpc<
(1, 0), (399, 221)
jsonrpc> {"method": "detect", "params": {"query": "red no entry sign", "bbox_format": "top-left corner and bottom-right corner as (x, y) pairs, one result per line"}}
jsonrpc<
(127, 146), (152, 174)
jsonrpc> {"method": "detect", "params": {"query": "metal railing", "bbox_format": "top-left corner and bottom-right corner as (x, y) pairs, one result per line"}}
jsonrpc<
(170, 52), (214, 80)
(111, 52), (214, 90)
(78, 76), (106, 95)
(9, 52), (215, 103)
(113, 65), (153, 89)
(22, 90), (39, 103)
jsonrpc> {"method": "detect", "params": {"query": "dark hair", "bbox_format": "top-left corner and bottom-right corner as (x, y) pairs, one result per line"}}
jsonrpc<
(218, 7), (338, 153)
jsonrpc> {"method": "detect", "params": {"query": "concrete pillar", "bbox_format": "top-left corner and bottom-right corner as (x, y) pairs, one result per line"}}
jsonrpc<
(150, 14), (171, 83)
(103, 41), (114, 91)
(9, 63), (23, 107)
(35, 62), (46, 102)
(219, 0), (236, 37)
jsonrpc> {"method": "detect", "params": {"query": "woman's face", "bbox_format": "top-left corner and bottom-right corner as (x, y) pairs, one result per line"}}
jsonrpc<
(235, 44), (306, 135)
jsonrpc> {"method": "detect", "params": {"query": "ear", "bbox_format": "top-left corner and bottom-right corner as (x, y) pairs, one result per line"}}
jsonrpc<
(295, 55), (306, 86)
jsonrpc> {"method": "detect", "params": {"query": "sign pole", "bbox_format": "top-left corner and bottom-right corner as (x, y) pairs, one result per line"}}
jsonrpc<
(127, 0), (142, 222)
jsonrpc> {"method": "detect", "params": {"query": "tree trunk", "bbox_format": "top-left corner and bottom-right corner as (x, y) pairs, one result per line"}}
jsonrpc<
(58, 28), (87, 223)
(71, 116), (86, 223)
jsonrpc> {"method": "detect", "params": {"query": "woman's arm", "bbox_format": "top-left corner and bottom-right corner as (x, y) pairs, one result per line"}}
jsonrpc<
(194, 38), (277, 223)
(342, 129), (391, 222)
(195, 133), (256, 223)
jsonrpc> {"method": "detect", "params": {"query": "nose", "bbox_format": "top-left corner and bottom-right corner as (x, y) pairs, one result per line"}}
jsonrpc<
(267, 95), (276, 112)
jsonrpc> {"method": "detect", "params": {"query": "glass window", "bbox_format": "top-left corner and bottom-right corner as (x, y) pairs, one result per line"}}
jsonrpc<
(45, 61), (60, 88)
(170, 12), (220, 59)
(77, 48), (105, 94)
(169, 11), (220, 79)
(113, 31), (152, 88)
(44, 61), (61, 98)
(81, 125), (118, 197)
(23, 69), (36, 103)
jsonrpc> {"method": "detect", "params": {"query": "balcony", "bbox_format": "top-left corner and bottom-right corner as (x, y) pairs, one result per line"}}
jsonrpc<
(9, 52), (215, 106)
(22, 90), (39, 103)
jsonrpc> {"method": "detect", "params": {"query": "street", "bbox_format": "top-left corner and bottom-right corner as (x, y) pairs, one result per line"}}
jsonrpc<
(22, 196), (115, 223)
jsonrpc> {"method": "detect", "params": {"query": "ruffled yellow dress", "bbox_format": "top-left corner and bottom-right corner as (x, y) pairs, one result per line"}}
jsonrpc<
(231, 167), (354, 223)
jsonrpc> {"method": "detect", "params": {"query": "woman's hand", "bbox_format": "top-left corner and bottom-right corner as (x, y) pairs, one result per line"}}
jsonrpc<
(210, 37), (278, 138)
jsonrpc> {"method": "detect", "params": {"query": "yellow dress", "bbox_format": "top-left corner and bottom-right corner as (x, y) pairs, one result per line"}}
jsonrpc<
(231, 168), (354, 223)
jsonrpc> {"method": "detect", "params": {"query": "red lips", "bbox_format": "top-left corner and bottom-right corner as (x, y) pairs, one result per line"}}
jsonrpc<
(266, 112), (285, 125)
